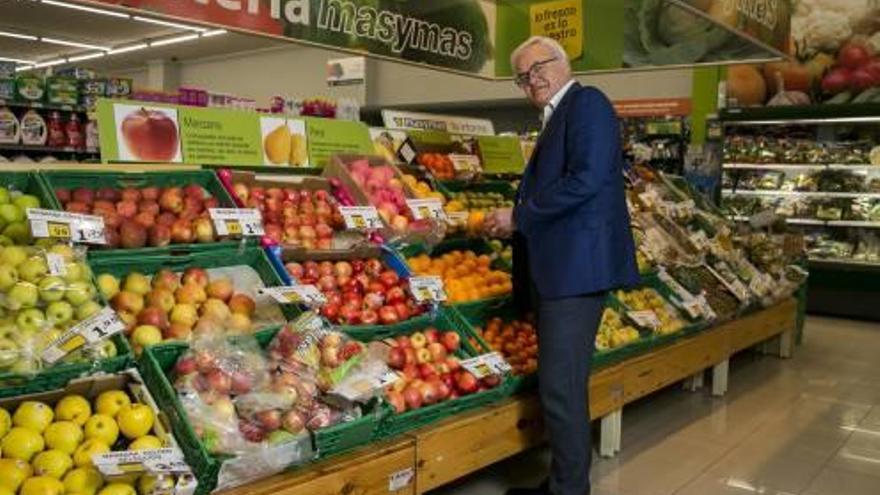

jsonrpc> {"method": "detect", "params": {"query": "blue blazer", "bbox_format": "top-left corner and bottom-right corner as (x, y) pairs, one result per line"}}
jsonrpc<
(513, 83), (639, 300)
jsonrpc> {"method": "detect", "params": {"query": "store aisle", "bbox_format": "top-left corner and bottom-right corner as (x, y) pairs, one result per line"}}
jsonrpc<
(429, 316), (880, 495)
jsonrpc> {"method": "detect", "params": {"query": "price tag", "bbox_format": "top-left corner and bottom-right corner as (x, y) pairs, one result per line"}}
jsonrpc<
(208, 208), (264, 237)
(405, 198), (447, 221)
(42, 308), (125, 364)
(389, 467), (415, 491)
(259, 285), (327, 306)
(46, 253), (67, 276)
(460, 352), (511, 378)
(446, 211), (469, 225)
(93, 448), (191, 476)
(27, 208), (106, 245)
(448, 154), (481, 173)
(397, 139), (417, 165)
(626, 310), (661, 329)
(408, 276), (447, 302)
(339, 206), (382, 230)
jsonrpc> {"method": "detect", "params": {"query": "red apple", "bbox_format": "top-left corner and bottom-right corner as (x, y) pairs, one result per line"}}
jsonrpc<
(418, 381), (438, 405)
(403, 386), (422, 410)
(393, 302), (411, 321)
(431, 377), (450, 401)
(170, 218), (193, 243)
(159, 187), (184, 214)
(424, 328), (439, 344)
(386, 390), (406, 413)
(121, 108), (179, 161)
(396, 335), (411, 348)
(205, 369), (231, 394)
(181, 267), (209, 288)
(360, 309), (379, 325)
(385, 287), (406, 304)
(365, 259), (383, 276)
(379, 305), (399, 325)
(441, 331), (461, 353)
(175, 356), (197, 375)
(141, 187), (160, 201)
(418, 363), (437, 380)
(388, 347), (406, 369)
(121, 187), (142, 203)
(138, 306), (169, 330)
(231, 371), (253, 394)
(455, 371), (478, 394)
(72, 187), (94, 205)
(120, 220), (147, 248)
(427, 342), (447, 362)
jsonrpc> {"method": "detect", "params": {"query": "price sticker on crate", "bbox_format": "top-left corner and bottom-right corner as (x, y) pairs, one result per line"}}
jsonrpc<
(260, 285), (326, 306)
(389, 467), (415, 491)
(93, 448), (190, 476)
(27, 208), (106, 244)
(339, 206), (383, 230)
(408, 276), (447, 302)
(405, 198), (447, 221)
(209, 208), (264, 237)
(460, 352), (511, 378)
(42, 308), (125, 364)
(626, 310), (661, 329)
(448, 154), (481, 173)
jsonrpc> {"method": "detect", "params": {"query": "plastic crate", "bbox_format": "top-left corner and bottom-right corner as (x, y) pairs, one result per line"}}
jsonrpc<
(0, 171), (60, 209)
(41, 169), (249, 258)
(313, 400), (390, 459)
(89, 246), (299, 351)
(436, 179), (516, 200)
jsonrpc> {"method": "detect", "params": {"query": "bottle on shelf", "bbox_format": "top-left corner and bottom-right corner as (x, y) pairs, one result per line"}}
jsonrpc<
(66, 112), (84, 149)
(20, 109), (47, 146)
(85, 117), (99, 152)
(46, 110), (67, 148)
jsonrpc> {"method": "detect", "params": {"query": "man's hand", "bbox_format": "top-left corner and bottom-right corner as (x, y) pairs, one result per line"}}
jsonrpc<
(484, 207), (514, 238)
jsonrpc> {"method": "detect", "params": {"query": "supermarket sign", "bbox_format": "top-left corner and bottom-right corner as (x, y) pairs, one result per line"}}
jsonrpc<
(95, 99), (373, 167)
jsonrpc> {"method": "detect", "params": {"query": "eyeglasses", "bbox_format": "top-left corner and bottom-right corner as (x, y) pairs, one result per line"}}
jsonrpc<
(514, 57), (558, 87)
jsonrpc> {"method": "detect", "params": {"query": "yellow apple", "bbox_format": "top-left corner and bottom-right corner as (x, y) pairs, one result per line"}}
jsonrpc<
(116, 404), (154, 440)
(0, 407), (10, 438)
(1, 426), (45, 461)
(128, 435), (162, 451)
(44, 420), (84, 455)
(0, 458), (32, 492)
(55, 395), (92, 426)
(73, 438), (110, 468)
(32, 449), (74, 479)
(84, 414), (119, 446)
(63, 467), (104, 495)
(94, 390), (131, 418)
(20, 476), (65, 495)
(13, 400), (54, 433)
(98, 482), (137, 495)
(137, 474), (175, 495)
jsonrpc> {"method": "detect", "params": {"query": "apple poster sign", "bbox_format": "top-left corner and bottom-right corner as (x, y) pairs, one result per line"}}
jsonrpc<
(115, 104), (182, 163)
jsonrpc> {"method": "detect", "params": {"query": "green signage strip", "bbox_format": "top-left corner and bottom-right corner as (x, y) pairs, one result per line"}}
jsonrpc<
(305, 117), (375, 167)
(179, 107), (263, 165)
(477, 135), (526, 174)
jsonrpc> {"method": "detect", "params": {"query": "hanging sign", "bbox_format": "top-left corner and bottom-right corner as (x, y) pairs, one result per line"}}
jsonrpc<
(382, 110), (495, 136)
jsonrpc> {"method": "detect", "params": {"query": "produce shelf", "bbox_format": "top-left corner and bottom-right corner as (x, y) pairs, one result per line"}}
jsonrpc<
(723, 163), (877, 171)
(730, 216), (880, 228)
(0, 143), (100, 154)
(0, 98), (88, 113)
(722, 189), (880, 199)
(719, 103), (880, 125)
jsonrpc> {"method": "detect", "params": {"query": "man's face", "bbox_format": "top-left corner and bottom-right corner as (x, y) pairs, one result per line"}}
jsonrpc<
(514, 44), (570, 108)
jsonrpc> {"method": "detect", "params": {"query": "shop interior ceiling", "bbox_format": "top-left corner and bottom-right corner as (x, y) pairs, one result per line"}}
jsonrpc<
(0, 0), (281, 70)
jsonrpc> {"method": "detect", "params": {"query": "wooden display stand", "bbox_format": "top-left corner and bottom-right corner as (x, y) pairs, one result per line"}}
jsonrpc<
(223, 298), (798, 495)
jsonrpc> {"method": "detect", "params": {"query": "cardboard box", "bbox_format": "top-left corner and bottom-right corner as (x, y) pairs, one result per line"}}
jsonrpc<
(47, 76), (79, 106)
(0, 368), (197, 495)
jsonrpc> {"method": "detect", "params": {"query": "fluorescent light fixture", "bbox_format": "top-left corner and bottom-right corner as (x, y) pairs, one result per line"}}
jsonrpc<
(68, 52), (105, 62)
(108, 43), (148, 55)
(15, 66), (36, 73)
(0, 56), (37, 64)
(0, 31), (38, 41)
(133, 15), (207, 32)
(34, 58), (67, 68)
(42, 37), (108, 51)
(201, 29), (227, 37)
(41, 0), (130, 18)
(150, 33), (199, 47)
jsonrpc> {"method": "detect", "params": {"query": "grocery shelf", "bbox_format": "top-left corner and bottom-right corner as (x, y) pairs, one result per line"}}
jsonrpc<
(723, 163), (877, 171)
(719, 103), (880, 126)
(729, 215), (824, 226)
(826, 220), (880, 228)
(722, 189), (880, 199)
(730, 216), (880, 228)
(808, 257), (880, 269)
(0, 99), (87, 113)
(0, 143), (99, 154)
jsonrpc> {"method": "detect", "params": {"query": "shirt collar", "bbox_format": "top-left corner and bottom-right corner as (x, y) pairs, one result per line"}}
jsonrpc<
(541, 79), (576, 126)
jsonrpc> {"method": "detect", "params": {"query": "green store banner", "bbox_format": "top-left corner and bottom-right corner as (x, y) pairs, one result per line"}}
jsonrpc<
(476, 135), (526, 174)
(83, 0), (789, 79)
(305, 117), (375, 167)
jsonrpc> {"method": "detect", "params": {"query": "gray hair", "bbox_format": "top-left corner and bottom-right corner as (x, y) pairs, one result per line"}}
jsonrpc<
(510, 36), (569, 69)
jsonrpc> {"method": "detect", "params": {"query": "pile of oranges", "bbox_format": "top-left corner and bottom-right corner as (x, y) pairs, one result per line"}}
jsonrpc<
(417, 153), (455, 180)
(473, 317), (538, 375)
(407, 250), (512, 303)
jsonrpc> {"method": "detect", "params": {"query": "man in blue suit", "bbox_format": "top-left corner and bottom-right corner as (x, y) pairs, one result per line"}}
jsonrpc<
(486, 36), (639, 495)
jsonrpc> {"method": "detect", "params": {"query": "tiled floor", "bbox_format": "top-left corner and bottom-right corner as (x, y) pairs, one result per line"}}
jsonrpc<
(429, 316), (880, 495)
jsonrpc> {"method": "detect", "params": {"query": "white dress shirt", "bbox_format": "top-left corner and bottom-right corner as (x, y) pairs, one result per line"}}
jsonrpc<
(541, 79), (576, 128)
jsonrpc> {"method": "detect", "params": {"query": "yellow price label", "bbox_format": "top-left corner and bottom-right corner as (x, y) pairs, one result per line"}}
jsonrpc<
(475, 363), (492, 377)
(117, 462), (146, 473)
(225, 220), (242, 236)
(47, 222), (71, 239)
(352, 215), (366, 229)
(418, 206), (431, 218)
(58, 334), (87, 353)
(284, 292), (302, 303)
(417, 288), (432, 300)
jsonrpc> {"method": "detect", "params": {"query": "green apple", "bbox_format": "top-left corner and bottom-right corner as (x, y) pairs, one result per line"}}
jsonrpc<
(65, 281), (94, 306)
(13, 194), (40, 211)
(0, 204), (23, 224)
(95, 339), (117, 359)
(75, 301), (102, 321)
(7, 281), (39, 310)
(95, 274), (120, 301)
(0, 245), (28, 267)
(0, 265), (19, 291)
(0, 337), (19, 368)
(9, 356), (39, 374)
(47, 244), (75, 261)
(0, 235), (12, 247)
(46, 301), (74, 326)
(3, 222), (31, 245)
(18, 257), (48, 283)
(38, 276), (66, 302)
(62, 262), (87, 283)
(16, 308), (46, 333)
(131, 325), (162, 349)
(0, 186), (9, 204)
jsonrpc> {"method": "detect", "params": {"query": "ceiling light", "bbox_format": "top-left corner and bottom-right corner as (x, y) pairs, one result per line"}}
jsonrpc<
(202, 29), (227, 37)
(108, 43), (148, 55)
(150, 33), (199, 47)
(133, 16), (207, 32)
(34, 58), (67, 68)
(68, 52), (106, 62)
(0, 31), (38, 41)
(0, 56), (37, 64)
(41, 0), (130, 18)
(42, 37), (108, 51)
(15, 66), (36, 73)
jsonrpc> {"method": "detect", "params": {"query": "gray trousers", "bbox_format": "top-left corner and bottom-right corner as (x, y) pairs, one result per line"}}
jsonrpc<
(537, 293), (605, 495)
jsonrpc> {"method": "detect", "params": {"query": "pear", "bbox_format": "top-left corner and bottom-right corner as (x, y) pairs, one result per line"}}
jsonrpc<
(264, 124), (291, 165)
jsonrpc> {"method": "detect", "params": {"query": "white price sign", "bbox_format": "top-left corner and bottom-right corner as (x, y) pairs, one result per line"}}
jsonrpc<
(389, 467), (415, 491)
(42, 308), (125, 364)
(27, 208), (106, 244)
(339, 206), (383, 230)
(208, 208), (264, 237)
(460, 352), (511, 378)
(93, 448), (190, 476)
(405, 198), (447, 221)
(626, 310), (661, 329)
(260, 285), (327, 306)
(408, 276), (447, 302)
(448, 154), (481, 173)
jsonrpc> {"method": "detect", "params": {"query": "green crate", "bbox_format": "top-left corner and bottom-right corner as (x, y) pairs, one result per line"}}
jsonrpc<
(41, 169), (250, 257)
(344, 307), (510, 439)
(89, 247), (299, 351)
(436, 179), (516, 199)
(313, 400), (390, 459)
(0, 171), (60, 209)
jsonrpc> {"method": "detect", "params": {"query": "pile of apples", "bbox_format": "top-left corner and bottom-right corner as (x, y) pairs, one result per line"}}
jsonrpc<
(54, 184), (222, 249)
(474, 317), (537, 376)
(383, 327), (500, 413)
(0, 389), (178, 495)
(0, 185), (42, 246)
(821, 40), (880, 95)
(284, 258), (424, 326)
(230, 183), (345, 249)
(345, 159), (414, 233)
(99, 268), (259, 351)
(0, 245), (115, 375)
